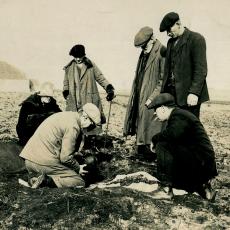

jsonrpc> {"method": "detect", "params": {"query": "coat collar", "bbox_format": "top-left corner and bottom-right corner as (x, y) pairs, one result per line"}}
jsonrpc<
(169, 27), (190, 55)
(144, 39), (161, 71)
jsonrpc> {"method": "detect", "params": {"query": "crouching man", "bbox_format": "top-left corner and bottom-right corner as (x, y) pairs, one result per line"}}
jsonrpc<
(19, 103), (101, 188)
(148, 93), (218, 200)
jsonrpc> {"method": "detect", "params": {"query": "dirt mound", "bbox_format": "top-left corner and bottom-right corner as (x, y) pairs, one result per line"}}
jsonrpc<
(0, 142), (25, 174)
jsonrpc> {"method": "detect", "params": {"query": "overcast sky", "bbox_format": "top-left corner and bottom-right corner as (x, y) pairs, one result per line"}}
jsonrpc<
(0, 0), (230, 92)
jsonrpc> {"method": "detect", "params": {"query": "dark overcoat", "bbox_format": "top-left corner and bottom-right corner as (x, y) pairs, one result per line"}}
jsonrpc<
(123, 40), (165, 145)
(152, 108), (218, 192)
(161, 28), (209, 106)
(16, 93), (61, 145)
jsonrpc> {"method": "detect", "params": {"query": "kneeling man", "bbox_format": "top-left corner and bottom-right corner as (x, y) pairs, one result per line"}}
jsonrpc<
(149, 93), (218, 200)
(20, 103), (101, 188)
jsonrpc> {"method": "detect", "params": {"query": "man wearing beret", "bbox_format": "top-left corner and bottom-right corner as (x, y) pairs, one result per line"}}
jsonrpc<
(63, 44), (115, 125)
(159, 12), (209, 118)
(149, 93), (217, 200)
(123, 26), (165, 161)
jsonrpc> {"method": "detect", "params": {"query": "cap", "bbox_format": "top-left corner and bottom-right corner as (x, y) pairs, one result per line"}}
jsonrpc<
(69, 44), (86, 58)
(134, 26), (153, 47)
(151, 93), (176, 110)
(38, 82), (54, 97)
(160, 12), (179, 32)
(82, 103), (101, 125)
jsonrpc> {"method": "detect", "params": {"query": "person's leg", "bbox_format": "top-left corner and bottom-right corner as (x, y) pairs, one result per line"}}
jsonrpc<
(46, 165), (85, 188)
(155, 142), (174, 187)
(25, 160), (85, 188)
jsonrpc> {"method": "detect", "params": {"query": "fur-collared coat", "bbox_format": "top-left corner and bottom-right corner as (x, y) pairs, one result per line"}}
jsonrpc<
(123, 40), (165, 145)
(63, 58), (110, 123)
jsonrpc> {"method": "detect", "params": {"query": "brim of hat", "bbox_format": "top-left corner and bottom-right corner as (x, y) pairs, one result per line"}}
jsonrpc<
(83, 126), (103, 136)
(38, 93), (54, 97)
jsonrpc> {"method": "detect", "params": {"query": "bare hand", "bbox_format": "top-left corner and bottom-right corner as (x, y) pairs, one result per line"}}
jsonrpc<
(150, 142), (155, 152)
(79, 164), (88, 176)
(145, 99), (152, 107)
(187, 94), (198, 106)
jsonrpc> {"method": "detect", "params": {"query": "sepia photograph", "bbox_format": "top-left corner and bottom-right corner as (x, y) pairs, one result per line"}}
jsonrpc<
(0, 0), (229, 229)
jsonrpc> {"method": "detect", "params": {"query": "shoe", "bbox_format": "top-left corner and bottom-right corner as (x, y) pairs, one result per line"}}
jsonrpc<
(196, 183), (217, 202)
(29, 174), (45, 189)
(204, 183), (217, 202)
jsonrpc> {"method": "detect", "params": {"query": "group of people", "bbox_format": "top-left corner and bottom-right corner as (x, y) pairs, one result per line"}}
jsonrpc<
(16, 12), (217, 200)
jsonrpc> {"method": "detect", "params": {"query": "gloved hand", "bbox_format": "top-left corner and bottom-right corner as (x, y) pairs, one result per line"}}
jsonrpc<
(62, 90), (69, 100)
(106, 84), (115, 101)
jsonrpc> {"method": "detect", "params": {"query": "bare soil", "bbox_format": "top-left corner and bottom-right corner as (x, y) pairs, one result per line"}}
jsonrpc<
(0, 92), (229, 229)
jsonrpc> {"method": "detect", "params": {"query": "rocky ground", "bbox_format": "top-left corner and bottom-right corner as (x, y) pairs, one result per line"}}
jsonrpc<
(0, 91), (229, 229)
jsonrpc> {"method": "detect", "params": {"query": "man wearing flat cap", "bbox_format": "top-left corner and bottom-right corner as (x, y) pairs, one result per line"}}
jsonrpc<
(63, 44), (115, 125)
(123, 26), (165, 161)
(159, 12), (209, 118)
(150, 93), (218, 200)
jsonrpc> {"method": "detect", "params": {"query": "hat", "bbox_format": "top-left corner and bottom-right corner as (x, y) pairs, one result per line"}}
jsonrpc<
(134, 26), (153, 47)
(38, 82), (54, 97)
(151, 93), (176, 110)
(160, 12), (179, 32)
(82, 103), (101, 125)
(69, 44), (86, 58)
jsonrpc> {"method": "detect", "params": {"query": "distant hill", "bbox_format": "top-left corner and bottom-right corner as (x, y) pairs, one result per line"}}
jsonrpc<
(0, 61), (26, 80)
(0, 61), (30, 92)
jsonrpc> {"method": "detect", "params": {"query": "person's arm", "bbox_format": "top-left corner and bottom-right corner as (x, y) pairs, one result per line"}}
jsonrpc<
(146, 50), (165, 108)
(189, 34), (207, 97)
(93, 62), (110, 89)
(93, 62), (115, 101)
(63, 68), (69, 99)
(59, 126), (81, 173)
(152, 114), (189, 145)
(16, 103), (33, 142)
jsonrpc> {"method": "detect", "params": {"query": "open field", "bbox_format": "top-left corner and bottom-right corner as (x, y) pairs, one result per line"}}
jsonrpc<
(0, 91), (229, 229)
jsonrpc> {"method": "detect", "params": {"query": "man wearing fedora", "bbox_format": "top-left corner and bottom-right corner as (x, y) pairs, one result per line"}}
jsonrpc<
(20, 103), (102, 188)
(123, 26), (165, 161)
(16, 82), (61, 146)
(148, 93), (217, 200)
(159, 12), (209, 118)
(62, 44), (115, 125)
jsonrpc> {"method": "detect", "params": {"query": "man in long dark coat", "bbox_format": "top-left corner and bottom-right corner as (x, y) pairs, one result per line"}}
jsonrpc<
(123, 26), (165, 160)
(149, 93), (218, 200)
(159, 12), (209, 118)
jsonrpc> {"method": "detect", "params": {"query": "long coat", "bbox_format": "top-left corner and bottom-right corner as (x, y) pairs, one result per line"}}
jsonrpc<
(161, 28), (209, 106)
(152, 108), (218, 192)
(16, 93), (61, 145)
(63, 58), (110, 123)
(20, 112), (82, 173)
(123, 40), (165, 145)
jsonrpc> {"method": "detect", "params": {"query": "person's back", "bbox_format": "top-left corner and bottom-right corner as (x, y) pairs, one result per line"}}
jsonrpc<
(20, 111), (81, 166)
(16, 82), (61, 145)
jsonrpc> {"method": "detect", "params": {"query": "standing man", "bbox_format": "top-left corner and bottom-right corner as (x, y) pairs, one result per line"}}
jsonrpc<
(159, 12), (209, 118)
(123, 26), (165, 160)
(63, 44), (115, 124)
